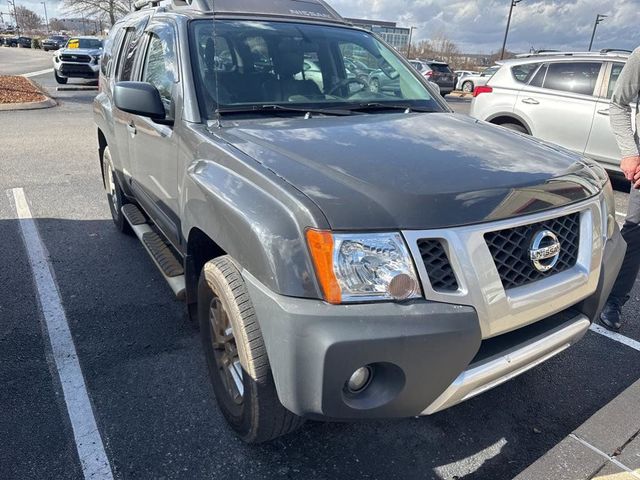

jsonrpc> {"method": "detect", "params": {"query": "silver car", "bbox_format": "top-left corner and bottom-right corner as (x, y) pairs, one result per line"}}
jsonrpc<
(457, 66), (500, 93)
(470, 50), (635, 172)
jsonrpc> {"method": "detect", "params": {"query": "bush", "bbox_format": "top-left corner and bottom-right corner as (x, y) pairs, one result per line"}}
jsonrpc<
(31, 38), (41, 49)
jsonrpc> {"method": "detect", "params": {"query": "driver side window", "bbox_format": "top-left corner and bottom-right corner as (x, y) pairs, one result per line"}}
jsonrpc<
(142, 25), (178, 119)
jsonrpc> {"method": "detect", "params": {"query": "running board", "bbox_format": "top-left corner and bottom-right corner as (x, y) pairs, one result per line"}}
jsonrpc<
(122, 204), (186, 300)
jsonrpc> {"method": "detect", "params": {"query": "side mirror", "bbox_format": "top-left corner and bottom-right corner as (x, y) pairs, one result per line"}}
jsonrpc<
(114, 81), (166, 120)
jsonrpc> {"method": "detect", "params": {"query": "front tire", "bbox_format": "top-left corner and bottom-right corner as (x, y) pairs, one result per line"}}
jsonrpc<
(102, 146), (131, 234)
(198, 256), (304, 443)
(54, 70), (68, 84)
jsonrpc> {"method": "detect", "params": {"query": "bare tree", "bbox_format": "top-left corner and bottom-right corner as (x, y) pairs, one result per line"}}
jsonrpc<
(63, 0), (131, 27)
(49, 18), (66, 32)
(15, 6), (42, 32)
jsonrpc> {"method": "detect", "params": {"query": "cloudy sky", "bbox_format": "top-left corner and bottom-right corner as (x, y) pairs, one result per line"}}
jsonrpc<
(7, 0), (640, 54)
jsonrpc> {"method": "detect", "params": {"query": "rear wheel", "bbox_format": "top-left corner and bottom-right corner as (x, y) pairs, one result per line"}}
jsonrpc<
(198, 256), (304, 443)
(462, 81), (474, 93)
(500, 122), (528, 134)
(54, 70), (68, 84)
(102, 146), (131, 234)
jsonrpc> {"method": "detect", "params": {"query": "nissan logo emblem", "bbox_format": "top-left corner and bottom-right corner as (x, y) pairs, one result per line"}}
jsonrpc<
(529, 230), (561, 273)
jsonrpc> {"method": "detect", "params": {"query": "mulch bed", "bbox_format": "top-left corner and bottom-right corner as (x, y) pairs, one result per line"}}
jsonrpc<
(0, 75), (47, 104)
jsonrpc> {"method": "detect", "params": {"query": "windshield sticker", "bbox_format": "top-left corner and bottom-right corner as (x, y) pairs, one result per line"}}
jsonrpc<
(67, 39), (79, 49)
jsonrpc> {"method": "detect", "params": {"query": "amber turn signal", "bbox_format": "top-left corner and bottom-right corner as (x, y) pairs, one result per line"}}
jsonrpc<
(305, 229), (342, 304)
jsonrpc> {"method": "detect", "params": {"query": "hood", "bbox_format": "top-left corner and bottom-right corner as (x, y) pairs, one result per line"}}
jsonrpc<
(58, 47), (102, 56)
(217, 113), (601, 230)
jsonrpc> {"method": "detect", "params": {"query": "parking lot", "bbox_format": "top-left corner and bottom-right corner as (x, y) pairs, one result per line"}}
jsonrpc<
(2, 46), (640, 480)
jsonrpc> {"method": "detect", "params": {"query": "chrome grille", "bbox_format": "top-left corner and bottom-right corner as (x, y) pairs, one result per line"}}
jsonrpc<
(417, 239), (459, 292)
(484, 213), (580, 290)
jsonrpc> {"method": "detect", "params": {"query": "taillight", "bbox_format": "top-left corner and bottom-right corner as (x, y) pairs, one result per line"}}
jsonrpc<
(473, 86), (493, 97)
(423, 70), (433, 78)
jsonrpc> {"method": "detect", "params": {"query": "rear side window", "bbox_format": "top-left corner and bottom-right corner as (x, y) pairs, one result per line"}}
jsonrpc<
(541, 62), (602, 96)
(606, 62), (625, 99)
(101, 26), (123, 76)
(117, 17), (149, 81)
(512, 63), (540, 83)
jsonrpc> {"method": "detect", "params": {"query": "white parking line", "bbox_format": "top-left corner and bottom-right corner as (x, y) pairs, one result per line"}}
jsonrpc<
(21, 68), (53, 78)
(616, 211), (626, 218)
(9, 188), (114, 480)
(590, 323), (640, 352)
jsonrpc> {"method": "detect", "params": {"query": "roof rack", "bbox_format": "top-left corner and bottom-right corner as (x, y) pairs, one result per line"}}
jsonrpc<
(133, 0), (347, 23)
(133, 0), (211, 12)
(514, 50), (631, 59)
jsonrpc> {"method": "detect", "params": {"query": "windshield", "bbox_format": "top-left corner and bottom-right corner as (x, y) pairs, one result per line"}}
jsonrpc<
(190, 20), (442, 118)
(66, 38), (103, 49)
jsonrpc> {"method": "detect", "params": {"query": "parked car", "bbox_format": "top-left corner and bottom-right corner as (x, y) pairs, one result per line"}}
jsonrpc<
(95, 0), (623, 443)
(457, 65), (500, 93)
(409, 59), (456, 95)
(455, 69), (479, 78)
(469, 50), (634, 172)
(6, 36), (32, 48)
(42, 35), (69, 51)
(52, 36), (103, 84)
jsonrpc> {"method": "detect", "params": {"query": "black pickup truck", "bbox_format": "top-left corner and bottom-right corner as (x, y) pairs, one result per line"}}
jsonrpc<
(94, 0), (625, 443)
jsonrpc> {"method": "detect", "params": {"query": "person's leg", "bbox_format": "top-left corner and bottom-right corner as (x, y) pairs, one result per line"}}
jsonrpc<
(601, 185), (640, 330)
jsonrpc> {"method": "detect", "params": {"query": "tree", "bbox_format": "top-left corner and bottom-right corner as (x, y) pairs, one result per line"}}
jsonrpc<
(49, 18), (66, 32)
(14, 6), (42, 32)
(63, 0), (132, 27)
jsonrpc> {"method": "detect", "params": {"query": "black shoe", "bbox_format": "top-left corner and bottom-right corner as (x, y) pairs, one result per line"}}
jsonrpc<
(600, 297), (628, 331)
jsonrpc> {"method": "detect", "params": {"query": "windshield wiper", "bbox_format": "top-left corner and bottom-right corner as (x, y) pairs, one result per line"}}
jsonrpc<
(348, 103), (437, 113)
(216, 104), (354, 117)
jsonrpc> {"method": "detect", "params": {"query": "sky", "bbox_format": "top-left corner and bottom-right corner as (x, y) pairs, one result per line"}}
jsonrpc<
(4, 0), (640, 54)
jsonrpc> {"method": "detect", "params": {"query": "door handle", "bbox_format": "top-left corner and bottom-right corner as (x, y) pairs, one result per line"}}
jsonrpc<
(521, 98), (540, 105)
(597, 109), (610, 116)
(126, 121), (137, 136)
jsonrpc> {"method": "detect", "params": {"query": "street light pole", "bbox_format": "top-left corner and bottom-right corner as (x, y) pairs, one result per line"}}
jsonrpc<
(7, 0), (19, 35)
(40, 1), (49, 33)
(588, 14), (607, 51)
(500, 0), (523, 60)
(407, 26), (415, 59)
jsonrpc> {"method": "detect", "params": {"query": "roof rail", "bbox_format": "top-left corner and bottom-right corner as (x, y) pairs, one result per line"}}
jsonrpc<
(600, 48), (632, 54)
(514, 50), (631, 59)
(133, 0), (211, 12)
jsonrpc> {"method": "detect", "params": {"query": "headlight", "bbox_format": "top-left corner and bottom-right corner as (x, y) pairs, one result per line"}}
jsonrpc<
(306, 230), (421, 304)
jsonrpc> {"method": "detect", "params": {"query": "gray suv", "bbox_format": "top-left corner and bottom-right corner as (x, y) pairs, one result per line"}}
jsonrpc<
(94, 0), (624, 443)
(470, 50), (634, 172)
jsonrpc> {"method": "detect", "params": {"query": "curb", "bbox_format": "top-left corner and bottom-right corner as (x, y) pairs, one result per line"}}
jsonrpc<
(56, 86), (99, 92)
(0, 77), (57, 112)
(514, 379), (640, 480)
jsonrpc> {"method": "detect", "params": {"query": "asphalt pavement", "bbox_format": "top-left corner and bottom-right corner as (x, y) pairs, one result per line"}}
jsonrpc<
(2, 49), (640, 480)
(0, 47), (54, 75)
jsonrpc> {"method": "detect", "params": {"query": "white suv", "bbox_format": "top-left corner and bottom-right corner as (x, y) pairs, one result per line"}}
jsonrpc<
(470, 50), (635, 172)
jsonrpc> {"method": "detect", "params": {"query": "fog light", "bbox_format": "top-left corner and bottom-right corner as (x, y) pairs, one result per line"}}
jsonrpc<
(347, 366), (372, 393)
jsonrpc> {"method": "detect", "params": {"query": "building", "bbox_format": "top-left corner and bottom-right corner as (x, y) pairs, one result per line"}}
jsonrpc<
(346, 18), (410, 51)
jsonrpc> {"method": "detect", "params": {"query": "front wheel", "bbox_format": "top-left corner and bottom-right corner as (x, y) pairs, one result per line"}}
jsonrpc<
(54, 70), (68, 84)
(462, 81), (474, 93)
(198, 256), (304, 443)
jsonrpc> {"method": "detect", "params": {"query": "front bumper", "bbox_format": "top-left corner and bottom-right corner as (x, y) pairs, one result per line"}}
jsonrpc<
(242, 222), (624, 421)
(55, 62), (99, 79)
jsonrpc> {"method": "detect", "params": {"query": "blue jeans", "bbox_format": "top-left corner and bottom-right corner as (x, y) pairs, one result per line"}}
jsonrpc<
(609, 185), (640, 303)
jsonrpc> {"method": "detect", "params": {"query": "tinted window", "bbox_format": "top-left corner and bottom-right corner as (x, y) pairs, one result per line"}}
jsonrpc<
(529, 64), (547, 87)
(542, 62), (601, 96)
(117, 17), (148, 81)
(429, 63), (451, 74)
(512, 63), (540, 83)
(142, 25), (178, 117)
(607, 62), (625, 99)
(101, 26), (122, 76)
